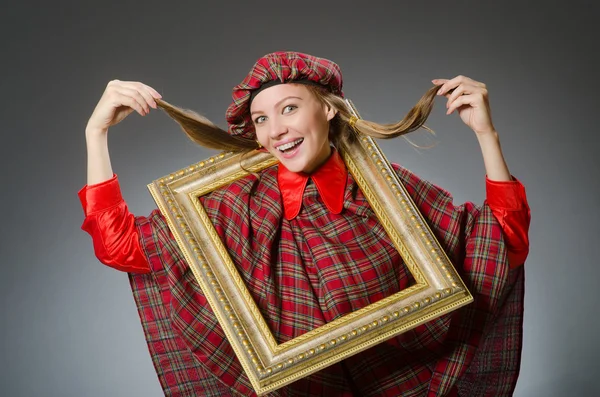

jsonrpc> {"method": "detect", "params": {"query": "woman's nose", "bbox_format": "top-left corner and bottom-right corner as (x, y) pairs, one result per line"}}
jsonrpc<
(269, 118), (288, 140)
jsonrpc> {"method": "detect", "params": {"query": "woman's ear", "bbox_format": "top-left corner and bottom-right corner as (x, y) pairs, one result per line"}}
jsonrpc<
(325, 105), (338, 121)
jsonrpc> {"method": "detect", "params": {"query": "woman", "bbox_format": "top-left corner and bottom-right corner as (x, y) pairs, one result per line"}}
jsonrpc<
(80, 52), (530, 396)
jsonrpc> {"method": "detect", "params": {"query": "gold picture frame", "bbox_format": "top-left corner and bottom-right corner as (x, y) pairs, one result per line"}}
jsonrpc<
(147, 100), (473, 395)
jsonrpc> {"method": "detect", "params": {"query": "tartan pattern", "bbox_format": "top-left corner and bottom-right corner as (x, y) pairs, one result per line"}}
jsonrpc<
(128, 219), (244, 396)
(202, 167), (413, 341)
(456, 267), (524, 396)
(129, 163), (524, 396)
(225, 51), (344, 139)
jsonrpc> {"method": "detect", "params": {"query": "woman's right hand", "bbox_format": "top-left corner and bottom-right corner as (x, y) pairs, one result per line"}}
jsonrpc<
(86, 80), (162, 134)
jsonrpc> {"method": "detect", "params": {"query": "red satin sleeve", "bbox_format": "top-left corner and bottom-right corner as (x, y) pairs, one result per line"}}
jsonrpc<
(484, 176), (531, 268)
(78, 174), (151, 274)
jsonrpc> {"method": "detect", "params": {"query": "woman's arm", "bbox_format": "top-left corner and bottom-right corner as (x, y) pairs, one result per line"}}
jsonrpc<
(86, 129), (114, 184)
(432, 76), (530, 266)
(476, 132), (511, 181)
(80, 80), (162, 272)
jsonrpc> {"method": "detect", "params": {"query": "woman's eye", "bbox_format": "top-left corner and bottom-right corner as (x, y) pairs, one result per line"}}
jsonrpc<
(254, 115), (266, 124)
(283, 105), (297, 113)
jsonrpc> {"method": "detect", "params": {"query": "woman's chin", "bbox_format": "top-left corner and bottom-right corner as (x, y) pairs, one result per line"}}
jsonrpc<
(280, 159), (307, 173)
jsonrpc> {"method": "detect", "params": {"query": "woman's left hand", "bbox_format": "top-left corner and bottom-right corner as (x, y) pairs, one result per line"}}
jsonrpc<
(432, 76), (496, 136)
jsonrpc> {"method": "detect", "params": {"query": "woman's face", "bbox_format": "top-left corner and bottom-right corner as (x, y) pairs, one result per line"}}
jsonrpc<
(250, 83), (336, 174)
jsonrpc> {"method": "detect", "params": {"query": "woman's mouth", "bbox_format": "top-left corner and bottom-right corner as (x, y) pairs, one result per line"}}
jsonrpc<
(277, 138), (304, 156)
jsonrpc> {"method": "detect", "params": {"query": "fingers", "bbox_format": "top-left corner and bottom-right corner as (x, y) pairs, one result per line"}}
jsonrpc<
(446, 94), (471, 115)
(106, 80), (162, 116)
(127, 82), (161, 110)
(432, 75), (485, 96)
(446, 90), (490, 114)
(431, 76), (488, 114)
(108, 79), (162, 99)
(445, 84), (468, 107)
(143, 83), (162, 100)
(114, 87), (149, 116)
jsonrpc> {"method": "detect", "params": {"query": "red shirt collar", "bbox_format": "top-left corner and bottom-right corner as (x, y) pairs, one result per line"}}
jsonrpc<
(277, 149), (348, 220)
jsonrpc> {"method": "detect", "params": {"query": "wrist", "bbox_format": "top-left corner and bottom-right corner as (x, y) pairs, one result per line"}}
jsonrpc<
(476, 130), (500, 147)
(85, 126), (108, 139)
(477, 130), (511, 181)
(85, 128), (109, 147)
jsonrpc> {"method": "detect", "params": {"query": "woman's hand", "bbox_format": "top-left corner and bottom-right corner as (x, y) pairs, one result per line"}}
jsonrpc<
(84, 80), (162, 185)
(432, 76), (495, 136)
(432, 76), (512, 181)
(86, 80), (162, 134)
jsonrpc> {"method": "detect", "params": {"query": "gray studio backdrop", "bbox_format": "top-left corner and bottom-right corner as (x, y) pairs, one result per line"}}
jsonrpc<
(1, 1), (598, 396)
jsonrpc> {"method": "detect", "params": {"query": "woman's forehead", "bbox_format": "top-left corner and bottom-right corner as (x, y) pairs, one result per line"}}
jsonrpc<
(250, 84), (311, 110)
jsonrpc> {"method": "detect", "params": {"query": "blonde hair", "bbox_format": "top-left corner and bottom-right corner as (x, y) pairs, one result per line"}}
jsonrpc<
(155, 83), (441, 153)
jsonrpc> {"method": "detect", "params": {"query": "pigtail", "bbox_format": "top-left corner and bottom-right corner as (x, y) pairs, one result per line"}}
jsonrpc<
(155, 98), (258, 153)
(307, 85), (441, 146)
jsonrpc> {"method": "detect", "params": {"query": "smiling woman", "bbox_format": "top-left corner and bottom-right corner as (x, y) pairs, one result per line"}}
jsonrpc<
(251, 84), (335, 173)
(79, 51), (530, 396)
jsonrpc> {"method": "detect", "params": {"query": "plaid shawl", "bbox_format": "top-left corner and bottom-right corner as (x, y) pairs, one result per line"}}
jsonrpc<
(128, 164), (524, 396)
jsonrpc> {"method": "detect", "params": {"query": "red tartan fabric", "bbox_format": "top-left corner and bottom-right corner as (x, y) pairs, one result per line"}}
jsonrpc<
(123, 162), (525, 396)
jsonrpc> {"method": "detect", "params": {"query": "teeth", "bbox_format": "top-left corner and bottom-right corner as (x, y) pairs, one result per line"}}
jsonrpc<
(278, 139), (303, 151)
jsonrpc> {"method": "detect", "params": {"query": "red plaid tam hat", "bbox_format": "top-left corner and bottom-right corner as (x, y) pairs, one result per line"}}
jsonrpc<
(225, 51), (344, 140)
